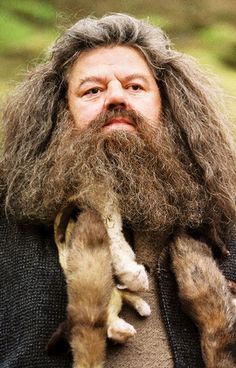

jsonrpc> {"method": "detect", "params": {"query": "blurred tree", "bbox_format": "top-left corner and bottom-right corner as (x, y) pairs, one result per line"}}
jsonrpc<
(0, 0), (235, 122)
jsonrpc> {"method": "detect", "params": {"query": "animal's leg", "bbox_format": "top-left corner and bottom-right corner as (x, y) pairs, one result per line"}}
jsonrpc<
(171, 234), (236, 368)
(105, 208), (149, 291)
(120, 290), (151, 317)
(107, 288), (136, 343)
(107, 288), (151, 343)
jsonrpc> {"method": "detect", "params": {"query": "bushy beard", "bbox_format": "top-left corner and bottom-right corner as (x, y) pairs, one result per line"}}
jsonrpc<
(3, 108), (207, 232)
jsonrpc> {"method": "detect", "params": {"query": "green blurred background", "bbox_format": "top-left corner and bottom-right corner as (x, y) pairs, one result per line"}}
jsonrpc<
(0, 0), (236, 124)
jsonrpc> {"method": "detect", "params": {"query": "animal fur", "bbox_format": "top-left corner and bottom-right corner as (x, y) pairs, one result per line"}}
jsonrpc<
(55, 193), (149, 292)
(171, 234), (236, 368)
(51, 192), (236, 368)
(52, 197), (236, 367)
(50, 205), (150, 367)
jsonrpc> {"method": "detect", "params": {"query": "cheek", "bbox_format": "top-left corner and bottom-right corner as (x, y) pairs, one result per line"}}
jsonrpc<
(134, 96), (161, 122)
(69, 99), (102, 129)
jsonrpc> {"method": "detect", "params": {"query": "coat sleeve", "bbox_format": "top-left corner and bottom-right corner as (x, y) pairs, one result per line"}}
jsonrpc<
(0, 215), (71, 368)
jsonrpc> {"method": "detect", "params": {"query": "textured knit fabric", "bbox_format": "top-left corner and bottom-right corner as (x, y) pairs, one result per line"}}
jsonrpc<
(1, 213), (236, 367)
(157, 248), (204, 368)
(0, 215), (70, 368)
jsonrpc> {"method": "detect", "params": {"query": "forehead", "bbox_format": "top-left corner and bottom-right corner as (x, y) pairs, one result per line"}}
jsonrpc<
(68, 45), (155, 80)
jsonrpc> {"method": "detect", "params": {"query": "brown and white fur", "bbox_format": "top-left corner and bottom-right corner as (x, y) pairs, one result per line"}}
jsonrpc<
(52, 195), (236, 368)
(55, 189), (149, 292)
(51, 205), (151, 367)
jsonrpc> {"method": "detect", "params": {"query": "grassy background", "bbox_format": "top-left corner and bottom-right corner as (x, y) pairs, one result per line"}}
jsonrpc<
(0, 0), (235, 126)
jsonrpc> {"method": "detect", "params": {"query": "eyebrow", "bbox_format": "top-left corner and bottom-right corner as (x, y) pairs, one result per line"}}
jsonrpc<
(122, 73), (151, 84)
(77, 73), (151, 89)
(78, 76), (105, 89)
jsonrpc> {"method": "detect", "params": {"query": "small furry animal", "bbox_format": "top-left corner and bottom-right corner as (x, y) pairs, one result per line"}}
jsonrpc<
(171, 234), (236, 368)
(50, 204), (151, 368)
(51, 191), (236, 367)
(55, 191), (149, 293)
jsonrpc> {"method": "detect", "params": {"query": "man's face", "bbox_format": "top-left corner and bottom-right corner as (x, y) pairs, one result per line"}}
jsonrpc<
(67, 46), (162, 133)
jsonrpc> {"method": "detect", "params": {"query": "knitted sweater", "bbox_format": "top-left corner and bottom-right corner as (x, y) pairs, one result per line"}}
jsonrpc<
(1, 214), (236, 367)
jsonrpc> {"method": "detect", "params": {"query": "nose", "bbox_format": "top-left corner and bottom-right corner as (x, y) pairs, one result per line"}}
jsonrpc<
(104, 81), (128, 111)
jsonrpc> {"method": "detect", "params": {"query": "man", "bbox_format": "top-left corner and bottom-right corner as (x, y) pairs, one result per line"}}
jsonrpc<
(0, 13), (236, 368)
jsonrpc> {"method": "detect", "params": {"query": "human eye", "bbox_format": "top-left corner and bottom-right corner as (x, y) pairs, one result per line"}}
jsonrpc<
(83, 87), (102, 96)
(127, 83), (143, 92)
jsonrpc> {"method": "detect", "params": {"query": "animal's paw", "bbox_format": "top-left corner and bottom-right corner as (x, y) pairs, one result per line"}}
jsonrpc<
(133, 298), (151, 317)
(118, 290), (151, 317)
(118, 263), (149, 292)
(107, 318), (136, 343)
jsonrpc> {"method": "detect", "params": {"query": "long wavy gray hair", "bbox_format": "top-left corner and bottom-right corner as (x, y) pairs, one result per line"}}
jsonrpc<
(1, 13), (236, 253)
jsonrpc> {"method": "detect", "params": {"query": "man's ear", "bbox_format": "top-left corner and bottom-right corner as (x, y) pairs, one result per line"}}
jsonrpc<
(46, 320), (71, 356)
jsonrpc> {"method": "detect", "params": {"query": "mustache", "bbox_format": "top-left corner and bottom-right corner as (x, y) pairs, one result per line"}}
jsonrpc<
(76, 108), (152, 136)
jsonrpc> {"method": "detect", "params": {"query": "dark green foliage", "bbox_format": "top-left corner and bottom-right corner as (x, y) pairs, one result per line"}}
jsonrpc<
(0, 0), (235, 122)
